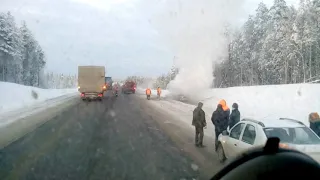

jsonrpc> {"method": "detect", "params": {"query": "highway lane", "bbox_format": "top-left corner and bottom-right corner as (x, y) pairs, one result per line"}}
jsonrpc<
(0, 92), (219, 180)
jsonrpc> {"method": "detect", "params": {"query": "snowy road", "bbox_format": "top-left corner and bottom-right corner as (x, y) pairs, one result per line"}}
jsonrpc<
(0, 92), (222, 180)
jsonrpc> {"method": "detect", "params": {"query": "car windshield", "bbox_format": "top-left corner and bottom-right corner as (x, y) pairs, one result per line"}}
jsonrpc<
(264, 127), (320, 145)
(2, 0), (320, 179)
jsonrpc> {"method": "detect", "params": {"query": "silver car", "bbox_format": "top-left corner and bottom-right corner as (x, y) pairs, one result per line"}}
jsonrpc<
(217, 118), (320, 163)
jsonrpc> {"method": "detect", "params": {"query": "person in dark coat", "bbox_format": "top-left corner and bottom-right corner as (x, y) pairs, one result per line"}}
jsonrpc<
(229, 103), (240, 129)
(192, 102), (207, 147)
(211, 104), (226, 151)
(309, 112), (320, 136)
(218, 99), (230, 131)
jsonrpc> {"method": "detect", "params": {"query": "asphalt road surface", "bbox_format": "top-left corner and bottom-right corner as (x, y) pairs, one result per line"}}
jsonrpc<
(0, 92), (217, 180)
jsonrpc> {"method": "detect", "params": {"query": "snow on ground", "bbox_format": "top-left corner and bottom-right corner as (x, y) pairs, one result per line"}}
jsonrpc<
(0, 82), (77, 114)
(138, 84), (320, 131)
(192, 84), (320, 126)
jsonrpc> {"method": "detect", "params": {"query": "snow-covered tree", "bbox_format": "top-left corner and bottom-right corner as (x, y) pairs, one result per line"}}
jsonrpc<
(0, 12), (46, 87)
(214, 0), (320, 87)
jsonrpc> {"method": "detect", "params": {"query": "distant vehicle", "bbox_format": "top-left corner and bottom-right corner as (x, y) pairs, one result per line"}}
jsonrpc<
(78, 66), (105, 101)
(105, 77), (113, 90)
(122, 81), (136, 94)
(217, 118), (320, 163)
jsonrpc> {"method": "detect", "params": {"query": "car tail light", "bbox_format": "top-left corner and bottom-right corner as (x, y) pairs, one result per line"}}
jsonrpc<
(81, 93), (85, 97)
(98, 93), (103, 97)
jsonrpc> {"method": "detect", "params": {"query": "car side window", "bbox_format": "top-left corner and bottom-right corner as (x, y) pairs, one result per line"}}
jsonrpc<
(230, 123), (245, 140)
(242, 124), (256, 145)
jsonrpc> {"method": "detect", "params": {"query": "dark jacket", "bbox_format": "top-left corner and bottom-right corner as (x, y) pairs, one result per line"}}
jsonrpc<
(310, 122), (320, 137)
(229, 109), (240, 128)
(211, 105), (227, 133)
(309, 112), (320, 136)
(192, 107), (206, 128)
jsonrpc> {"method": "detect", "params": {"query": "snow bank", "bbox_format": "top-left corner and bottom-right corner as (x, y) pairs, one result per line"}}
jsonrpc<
(139, 84), (320, 127)
(0, 82), (77, 113)
(137, 83), (320, 142)
(193, 84), (320, 126)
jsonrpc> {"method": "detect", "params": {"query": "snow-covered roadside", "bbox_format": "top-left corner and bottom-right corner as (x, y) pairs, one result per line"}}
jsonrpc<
(147, 99), (215, 138)
(135, 83), (320, 143)
(138, 84), (320, 126)
(0, 93), (77, 127)
(0, 82), (77, 114)
(0, 82), (78, 127)
(190, 84), (320, 126)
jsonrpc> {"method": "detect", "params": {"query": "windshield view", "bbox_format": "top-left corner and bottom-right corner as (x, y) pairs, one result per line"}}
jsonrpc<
(0, 0), (320, 179)
(264, 127), (320, 145)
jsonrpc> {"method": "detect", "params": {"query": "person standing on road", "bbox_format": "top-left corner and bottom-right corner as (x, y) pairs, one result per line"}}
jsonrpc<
(211, 104), (225, 151)
(192, 102), (207, 147)
(219, 99), (230, 131)
(157, 87), (162, 100)
(229, 103), (240, 129)
(146, 88), (152, 100)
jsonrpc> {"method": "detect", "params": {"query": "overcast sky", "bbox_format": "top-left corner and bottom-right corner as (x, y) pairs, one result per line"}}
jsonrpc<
(0, 0), (298, 79)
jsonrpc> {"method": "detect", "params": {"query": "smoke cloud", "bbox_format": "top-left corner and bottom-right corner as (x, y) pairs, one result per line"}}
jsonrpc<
(152, 0), (245, 98)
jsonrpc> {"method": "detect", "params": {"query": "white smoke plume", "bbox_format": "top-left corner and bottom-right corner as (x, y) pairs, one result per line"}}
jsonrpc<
(151, 0), (245, 98)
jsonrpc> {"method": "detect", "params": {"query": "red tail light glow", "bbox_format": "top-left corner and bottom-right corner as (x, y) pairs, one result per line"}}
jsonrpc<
(81, 93), (85, 97)
(98, 93), (103, 97)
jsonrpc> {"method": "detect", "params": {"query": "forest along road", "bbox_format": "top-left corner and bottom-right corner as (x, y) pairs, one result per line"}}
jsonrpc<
(0, 92), (222, 180)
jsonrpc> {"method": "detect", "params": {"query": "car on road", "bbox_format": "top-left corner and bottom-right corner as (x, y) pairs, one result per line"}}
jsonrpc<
(216, 118), (320, 163)
(122, 81), (136, 94)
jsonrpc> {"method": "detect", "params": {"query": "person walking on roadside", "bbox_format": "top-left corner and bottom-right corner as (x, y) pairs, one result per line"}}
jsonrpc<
(229, 103), (240, 129)
(146, 88), (151, 100)
(157, 87), (162, 100)
(211, 104), (225, 151)
(192, 102), (207, 147)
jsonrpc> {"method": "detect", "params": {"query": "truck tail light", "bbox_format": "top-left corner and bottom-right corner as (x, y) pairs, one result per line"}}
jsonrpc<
(81, 93), (85, 97)
(98, 93), (103, 97)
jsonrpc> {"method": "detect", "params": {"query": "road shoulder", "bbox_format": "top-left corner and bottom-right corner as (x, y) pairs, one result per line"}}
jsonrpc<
(135, 96), (224, 179)
(0, 96), (79, 149)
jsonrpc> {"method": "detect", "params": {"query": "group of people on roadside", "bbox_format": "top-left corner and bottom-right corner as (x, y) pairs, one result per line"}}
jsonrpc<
(193, 100), (320, 149)
(192, 99), (240, 148)
(145, 87), (162, 100)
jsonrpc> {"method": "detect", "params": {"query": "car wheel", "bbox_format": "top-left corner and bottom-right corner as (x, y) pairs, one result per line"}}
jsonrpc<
(217, 143), (226, 163)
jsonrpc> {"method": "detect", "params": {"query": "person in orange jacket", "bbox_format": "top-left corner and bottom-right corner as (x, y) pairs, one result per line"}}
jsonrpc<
(157, 87), (162, 100)
(146, 88), (151, 100)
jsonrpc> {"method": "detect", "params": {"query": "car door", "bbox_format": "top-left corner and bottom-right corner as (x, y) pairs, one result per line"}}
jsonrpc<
(224, 123), (246, 159)
(237, 124), (257, 156)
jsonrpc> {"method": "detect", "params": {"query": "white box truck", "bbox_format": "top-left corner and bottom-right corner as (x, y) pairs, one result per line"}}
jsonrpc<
(78, 66), (106, 101)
